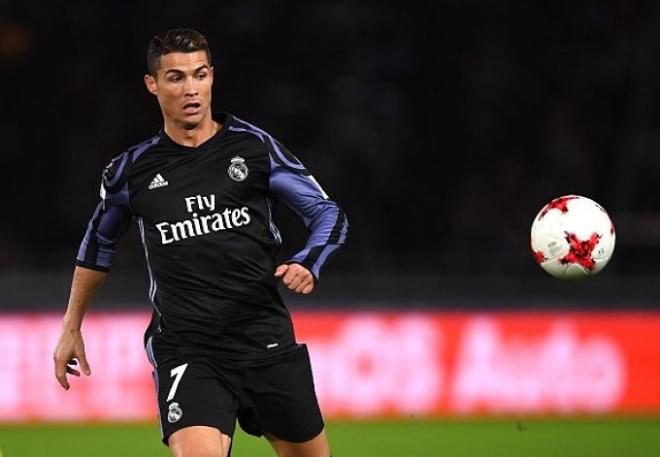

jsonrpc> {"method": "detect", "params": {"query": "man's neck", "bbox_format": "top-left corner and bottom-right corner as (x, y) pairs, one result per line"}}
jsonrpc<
(163, 114), (221, 147)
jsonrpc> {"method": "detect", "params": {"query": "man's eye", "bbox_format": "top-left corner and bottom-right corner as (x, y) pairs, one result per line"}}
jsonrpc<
(169, 75), (182, 82)
(196, 73), (207, 80)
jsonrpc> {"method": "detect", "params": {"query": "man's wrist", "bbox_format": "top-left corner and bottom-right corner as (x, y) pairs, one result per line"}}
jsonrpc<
(62, 315), (83, 331)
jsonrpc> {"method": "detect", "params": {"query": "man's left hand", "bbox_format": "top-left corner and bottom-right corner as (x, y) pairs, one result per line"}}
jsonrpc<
(274, 263), (314, 294)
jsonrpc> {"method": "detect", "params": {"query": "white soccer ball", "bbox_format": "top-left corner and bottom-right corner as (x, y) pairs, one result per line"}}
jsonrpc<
(530, 195), (616, 280)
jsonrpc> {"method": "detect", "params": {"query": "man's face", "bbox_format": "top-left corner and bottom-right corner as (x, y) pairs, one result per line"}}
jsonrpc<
(144, 51), (214, 129)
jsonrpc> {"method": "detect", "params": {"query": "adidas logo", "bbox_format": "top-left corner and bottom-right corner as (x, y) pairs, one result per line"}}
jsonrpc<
(148, 173), (169, 190)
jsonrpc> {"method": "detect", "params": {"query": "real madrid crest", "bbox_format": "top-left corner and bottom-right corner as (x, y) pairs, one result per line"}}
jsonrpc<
(228, 156), (249, 182)
(167, 402), (183, 423)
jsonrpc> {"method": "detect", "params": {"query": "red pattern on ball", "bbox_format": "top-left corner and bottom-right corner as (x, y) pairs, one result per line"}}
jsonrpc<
(533, 250), (546, 264)
(560, 232), (600, 271)
(538, 196), (579, 220)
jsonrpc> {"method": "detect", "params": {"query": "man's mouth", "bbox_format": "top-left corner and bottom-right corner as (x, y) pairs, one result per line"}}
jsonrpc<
(182, 102), (202, 115)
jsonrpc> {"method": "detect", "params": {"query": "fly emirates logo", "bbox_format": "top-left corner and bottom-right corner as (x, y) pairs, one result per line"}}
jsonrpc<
(155, 194), (251, 245)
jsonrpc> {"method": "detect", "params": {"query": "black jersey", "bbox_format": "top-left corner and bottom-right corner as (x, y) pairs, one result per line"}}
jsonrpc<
(76, 113), (348, 362)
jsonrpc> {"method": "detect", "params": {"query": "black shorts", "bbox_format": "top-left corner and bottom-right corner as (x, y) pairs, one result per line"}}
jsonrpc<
(150, 343), (324, 445)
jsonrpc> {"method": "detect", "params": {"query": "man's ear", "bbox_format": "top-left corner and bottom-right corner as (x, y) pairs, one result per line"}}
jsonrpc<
(144, 74), (157, 96)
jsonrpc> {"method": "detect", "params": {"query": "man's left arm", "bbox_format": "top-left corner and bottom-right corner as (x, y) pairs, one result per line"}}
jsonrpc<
(268, 140), (349, 294)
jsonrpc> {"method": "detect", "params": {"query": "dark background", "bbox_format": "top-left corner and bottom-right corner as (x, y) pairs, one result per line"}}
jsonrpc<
(2, 1), (660, 309)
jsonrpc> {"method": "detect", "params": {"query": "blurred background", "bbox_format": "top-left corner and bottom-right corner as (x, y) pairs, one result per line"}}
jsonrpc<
(2, 0), (660, 308)
(1, 1), (660, 456)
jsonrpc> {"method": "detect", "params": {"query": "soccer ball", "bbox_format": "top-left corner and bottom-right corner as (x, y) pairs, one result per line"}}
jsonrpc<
(530, 195), (616, 280)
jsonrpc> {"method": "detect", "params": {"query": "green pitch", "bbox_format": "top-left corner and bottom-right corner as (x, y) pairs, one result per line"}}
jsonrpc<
(1, 418), (659, 457)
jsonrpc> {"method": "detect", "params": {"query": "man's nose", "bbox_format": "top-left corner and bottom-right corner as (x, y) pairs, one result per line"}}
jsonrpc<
(184, 76), (198, 96)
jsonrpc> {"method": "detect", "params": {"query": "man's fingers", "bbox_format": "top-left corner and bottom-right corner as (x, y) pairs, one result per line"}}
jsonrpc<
(54, 355), (89, 390)
(290, 273), (315, 294)
(300, 271), (315, 294)
(54, 362), (70, 390)
(58, 377), (70, 390)
(287, 272), (304, 290)
(283, 269), (297, 286)
(294, 275), (312, 293)
(274, 265), (288, 277)
(78, 354), (92, 376)
(53, 330), (90, 389)
(276, 264), (315, 294)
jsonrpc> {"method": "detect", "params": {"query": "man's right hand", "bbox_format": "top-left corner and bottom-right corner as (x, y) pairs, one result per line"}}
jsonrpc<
(53, 328), (91, 390)
(54, 266), (106, 390)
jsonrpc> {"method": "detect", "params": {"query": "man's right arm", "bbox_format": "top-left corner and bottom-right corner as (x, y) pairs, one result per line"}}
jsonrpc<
(54, 152), (133, 389)
(53, 267), (106, 390)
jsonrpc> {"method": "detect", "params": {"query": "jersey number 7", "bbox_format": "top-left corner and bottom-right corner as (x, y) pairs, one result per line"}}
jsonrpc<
(167, 363), (189, 402)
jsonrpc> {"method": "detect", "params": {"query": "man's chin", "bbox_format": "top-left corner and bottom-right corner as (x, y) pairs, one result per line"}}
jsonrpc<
(179, 114), (202, 130)
(182, 121), (199, 130)
(169, 111), (206, 130)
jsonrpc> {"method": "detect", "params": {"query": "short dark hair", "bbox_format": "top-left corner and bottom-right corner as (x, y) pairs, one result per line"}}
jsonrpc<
(146, 28), (212, 76)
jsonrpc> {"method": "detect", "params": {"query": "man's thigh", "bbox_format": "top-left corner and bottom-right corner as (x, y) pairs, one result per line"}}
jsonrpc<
(153, 361), (238, 445)
(240, 344), (325, 443)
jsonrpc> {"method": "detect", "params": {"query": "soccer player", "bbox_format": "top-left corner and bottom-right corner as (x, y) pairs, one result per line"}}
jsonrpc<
(53, 28), (348, 457)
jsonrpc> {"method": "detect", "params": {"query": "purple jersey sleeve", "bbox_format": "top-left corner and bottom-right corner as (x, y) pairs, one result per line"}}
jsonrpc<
(267, 139), (348, 280)
(76, 152), (133, 271)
